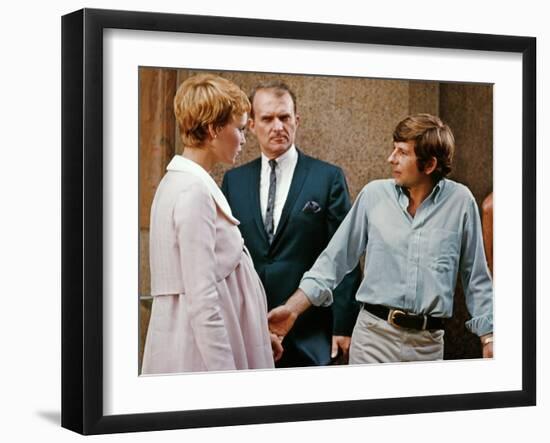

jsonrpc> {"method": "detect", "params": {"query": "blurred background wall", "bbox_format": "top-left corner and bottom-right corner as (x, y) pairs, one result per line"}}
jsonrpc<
(139, 67), (493, 368)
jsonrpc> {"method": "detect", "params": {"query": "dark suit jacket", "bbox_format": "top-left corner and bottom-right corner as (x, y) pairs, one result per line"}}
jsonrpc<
(221, 149), (361, 367)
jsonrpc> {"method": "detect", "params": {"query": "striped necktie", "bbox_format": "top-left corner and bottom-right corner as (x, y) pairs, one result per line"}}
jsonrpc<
(264, 159), (277, 243)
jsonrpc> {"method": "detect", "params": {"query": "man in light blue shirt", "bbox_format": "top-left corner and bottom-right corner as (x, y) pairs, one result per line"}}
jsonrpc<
(268, 114), (493, 363)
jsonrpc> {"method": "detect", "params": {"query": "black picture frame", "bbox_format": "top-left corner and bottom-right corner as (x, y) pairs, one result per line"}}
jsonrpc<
(61, 8), (536, 435)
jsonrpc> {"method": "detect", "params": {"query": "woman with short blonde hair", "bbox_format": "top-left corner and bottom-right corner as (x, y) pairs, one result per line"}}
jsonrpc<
(142, 74), (281, 374)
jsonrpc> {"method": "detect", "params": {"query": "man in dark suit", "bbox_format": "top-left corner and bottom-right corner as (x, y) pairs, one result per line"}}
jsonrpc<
(221, 81), (361, 368)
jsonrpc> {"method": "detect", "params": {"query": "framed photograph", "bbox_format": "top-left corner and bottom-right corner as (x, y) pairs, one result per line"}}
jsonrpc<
(62, 8), (536, 435)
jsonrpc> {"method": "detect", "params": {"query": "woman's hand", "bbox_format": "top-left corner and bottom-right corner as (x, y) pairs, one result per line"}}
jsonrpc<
(270, 333), (284, 362)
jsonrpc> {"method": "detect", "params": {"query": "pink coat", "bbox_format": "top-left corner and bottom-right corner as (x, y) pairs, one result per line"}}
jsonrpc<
(142, 156), (274, 374)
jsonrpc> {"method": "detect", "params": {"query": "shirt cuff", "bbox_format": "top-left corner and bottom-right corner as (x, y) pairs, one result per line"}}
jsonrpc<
(299, 278), (334, 307)
(465, 313), (493, 337)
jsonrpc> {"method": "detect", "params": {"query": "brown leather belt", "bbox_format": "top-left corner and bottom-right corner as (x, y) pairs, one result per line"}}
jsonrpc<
(362, 303), (444, 331)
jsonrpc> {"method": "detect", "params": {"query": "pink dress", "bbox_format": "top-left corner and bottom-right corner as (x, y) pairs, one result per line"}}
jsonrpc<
(141, 156), (274, 374)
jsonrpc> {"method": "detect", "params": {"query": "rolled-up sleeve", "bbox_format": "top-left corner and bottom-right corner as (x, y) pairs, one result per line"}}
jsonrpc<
(460, 196), (494, 336)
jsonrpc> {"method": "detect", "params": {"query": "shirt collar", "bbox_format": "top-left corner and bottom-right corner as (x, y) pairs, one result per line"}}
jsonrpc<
(166, 155), (239, 225)
(261, 144), (297, 170)
(393, 178), (446, 204)
(431, 178), (446, 203)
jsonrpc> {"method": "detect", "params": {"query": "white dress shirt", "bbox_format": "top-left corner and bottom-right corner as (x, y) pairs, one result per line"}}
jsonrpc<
(260, 144), (298, 234)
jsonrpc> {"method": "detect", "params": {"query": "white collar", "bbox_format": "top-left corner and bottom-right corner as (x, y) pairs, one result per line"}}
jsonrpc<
(261, 144), (298, 169)
(166, 155), (239, 225)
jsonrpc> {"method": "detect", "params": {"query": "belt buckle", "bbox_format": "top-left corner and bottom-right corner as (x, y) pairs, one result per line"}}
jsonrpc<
(387, 309), (406, 328)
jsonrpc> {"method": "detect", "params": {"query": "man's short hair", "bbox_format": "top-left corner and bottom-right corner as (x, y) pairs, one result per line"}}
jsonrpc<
(173, 74), (250, 148)
(393, 113), (455, 181)
(249, 81), (297, 119)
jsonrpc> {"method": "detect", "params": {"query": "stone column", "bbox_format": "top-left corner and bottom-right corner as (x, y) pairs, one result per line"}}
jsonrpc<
(139, 67), (177, 371)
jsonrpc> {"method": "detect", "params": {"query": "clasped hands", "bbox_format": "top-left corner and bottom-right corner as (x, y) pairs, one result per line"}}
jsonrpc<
(267, 303), (297, 363)
(267, 289), (351, 364)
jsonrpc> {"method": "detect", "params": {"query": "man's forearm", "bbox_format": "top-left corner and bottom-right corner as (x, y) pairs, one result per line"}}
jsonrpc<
(286, 288), (313, 315)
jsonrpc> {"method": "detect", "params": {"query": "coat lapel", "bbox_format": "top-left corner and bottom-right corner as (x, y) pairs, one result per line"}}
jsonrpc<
(270, 150), (311, 248)
(249, 158), (269, 245)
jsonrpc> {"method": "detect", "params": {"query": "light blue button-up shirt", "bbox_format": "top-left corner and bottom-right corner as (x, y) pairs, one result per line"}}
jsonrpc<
(299, 178), (493, 336)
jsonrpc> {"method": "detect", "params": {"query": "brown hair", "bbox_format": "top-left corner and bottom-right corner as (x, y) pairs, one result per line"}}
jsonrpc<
(249, 81), (297, 119)
(173, 74), (250, 148)
(393, 113), (455, 181)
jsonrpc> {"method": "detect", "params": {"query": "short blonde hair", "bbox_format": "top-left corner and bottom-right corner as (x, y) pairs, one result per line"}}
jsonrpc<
(173, 74), (250, 148)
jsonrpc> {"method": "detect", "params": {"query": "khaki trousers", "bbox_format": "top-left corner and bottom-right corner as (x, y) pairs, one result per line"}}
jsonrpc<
(349, 308), (444, 364)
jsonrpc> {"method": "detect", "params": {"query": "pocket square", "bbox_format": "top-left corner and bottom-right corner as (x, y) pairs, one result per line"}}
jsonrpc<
(302, 200), (322, 214)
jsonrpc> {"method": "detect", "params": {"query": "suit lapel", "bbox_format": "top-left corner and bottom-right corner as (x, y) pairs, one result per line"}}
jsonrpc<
(249, 158), (269, 245)
(271, 150), (311, 248)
